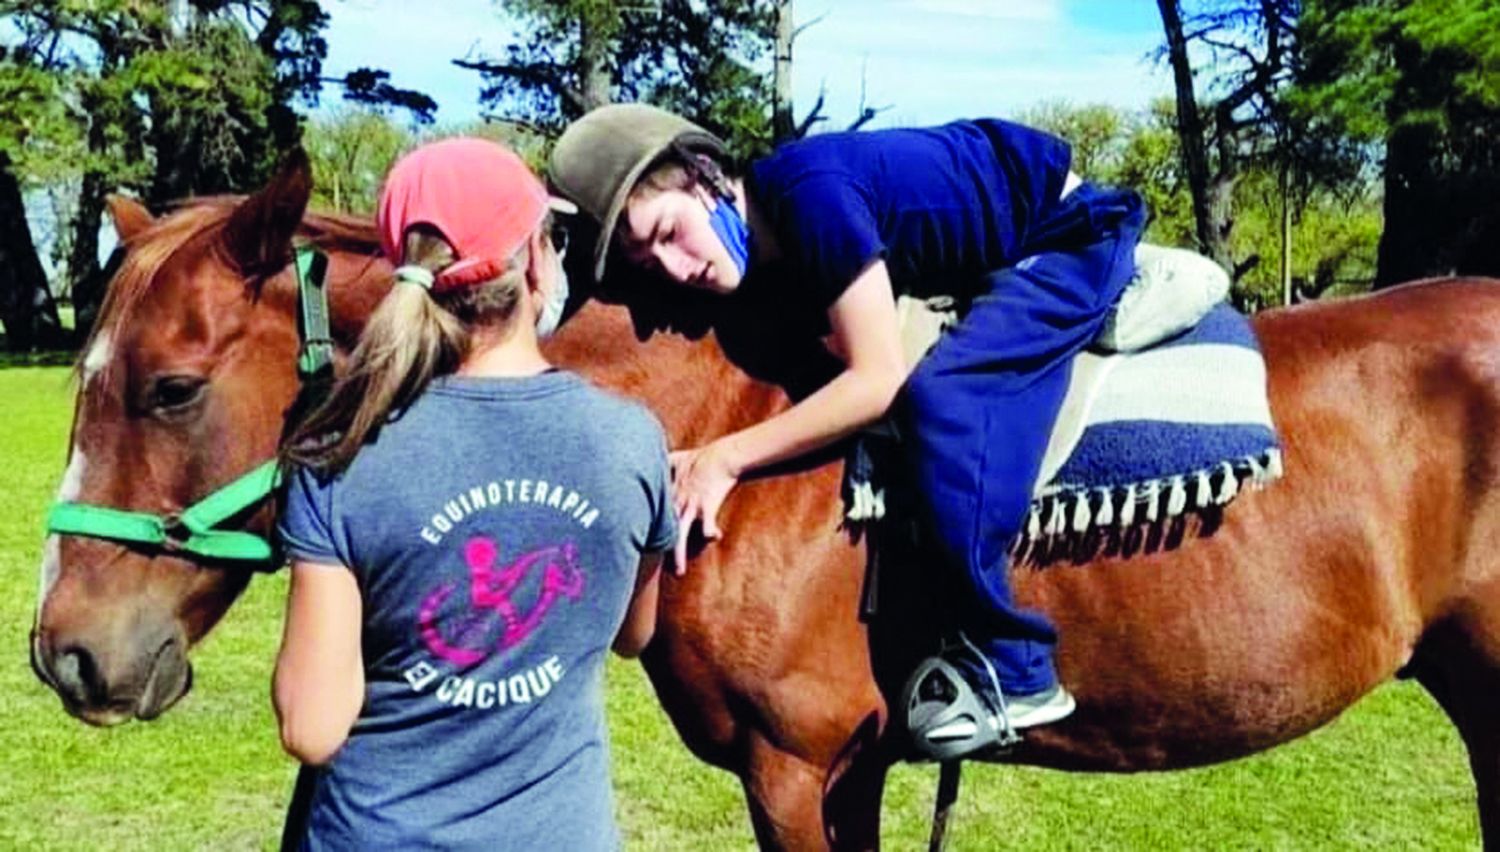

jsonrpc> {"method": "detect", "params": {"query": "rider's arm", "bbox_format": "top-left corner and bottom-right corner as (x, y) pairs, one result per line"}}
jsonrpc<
(613, 552), (666, 657)
(716, 259), (907, 473)
(273, 561), (364, 766)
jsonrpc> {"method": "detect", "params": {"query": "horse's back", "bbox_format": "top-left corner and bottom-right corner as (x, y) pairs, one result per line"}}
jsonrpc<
(1013, 278), (1500, 770)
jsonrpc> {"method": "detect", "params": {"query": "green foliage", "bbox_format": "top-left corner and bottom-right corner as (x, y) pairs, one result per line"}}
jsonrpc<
(1230, 170), (1383, 308)
(304, 109), (414, 215)
(304, 110), (559, 216)
(471, 0), (776, 159)
(1294, 0), (1500, 284)
(1295, 0), (1500, 141)
(1017, 99), (1196, 248)
(1015, 102), (1128, 180)
(1019, 99), (1381, 308)
(143, 17), (280, 200)
(0, 60), (87, 186)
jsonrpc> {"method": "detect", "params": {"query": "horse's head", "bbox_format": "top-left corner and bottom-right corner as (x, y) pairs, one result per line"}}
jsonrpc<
(31, 153), (387, 725)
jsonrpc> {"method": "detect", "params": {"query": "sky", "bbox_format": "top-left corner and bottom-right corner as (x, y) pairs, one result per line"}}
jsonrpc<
(318, 0), (1174, 129)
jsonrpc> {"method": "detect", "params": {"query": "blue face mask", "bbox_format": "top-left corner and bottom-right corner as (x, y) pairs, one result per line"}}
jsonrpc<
(707, 196), (752, 278)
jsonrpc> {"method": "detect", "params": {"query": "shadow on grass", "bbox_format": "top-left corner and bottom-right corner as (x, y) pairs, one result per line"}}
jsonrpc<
(0, 349), (76, 368)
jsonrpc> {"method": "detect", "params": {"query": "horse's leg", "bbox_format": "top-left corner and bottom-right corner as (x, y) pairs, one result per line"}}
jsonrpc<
(741, 709), (889, 852)
(821, 711), (889, 851)
(743, 733), (831, 851)
(1413, 598), (1500, 849)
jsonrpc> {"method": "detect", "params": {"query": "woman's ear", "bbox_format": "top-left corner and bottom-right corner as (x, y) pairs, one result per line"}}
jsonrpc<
(524, 227), (548, 295)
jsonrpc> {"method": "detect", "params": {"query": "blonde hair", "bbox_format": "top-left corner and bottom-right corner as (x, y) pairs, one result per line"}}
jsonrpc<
(280, 224), (536, 474)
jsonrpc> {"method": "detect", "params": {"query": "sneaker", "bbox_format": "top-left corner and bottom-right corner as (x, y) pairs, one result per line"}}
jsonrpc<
(902, 655), (1077, 761)
(1003, 683), (1077, 729)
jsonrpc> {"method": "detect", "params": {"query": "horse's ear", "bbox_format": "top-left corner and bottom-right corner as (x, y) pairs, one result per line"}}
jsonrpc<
(222, 147), (312, 275)
(106, 195), (153, 243)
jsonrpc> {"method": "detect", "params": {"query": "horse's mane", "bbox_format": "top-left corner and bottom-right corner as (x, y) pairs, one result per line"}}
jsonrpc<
(78, 197), (380, 378)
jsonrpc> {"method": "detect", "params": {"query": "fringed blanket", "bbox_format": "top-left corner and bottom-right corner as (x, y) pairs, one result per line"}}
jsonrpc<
(845, 302), (1282, 551)
(1017, 302), (1280, 550)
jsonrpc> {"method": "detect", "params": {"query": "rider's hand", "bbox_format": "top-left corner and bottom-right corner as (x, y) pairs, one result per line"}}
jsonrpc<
(669, 440), (742, 570)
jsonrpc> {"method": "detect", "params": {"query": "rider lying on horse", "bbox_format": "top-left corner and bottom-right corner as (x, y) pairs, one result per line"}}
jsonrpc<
(549, 104), (1161, 758)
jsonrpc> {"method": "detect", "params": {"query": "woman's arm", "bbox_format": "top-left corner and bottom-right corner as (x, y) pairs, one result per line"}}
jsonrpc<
(273, 561), (364, 766)
(671, 259), (907, 563)
(613, 552), (666, 657)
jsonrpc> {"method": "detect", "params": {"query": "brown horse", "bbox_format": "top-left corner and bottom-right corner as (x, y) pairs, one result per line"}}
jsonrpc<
(30, 156), (1500, 850)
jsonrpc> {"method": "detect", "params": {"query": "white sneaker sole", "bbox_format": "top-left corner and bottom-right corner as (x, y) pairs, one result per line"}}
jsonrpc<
(1005, 690), (1077, 729)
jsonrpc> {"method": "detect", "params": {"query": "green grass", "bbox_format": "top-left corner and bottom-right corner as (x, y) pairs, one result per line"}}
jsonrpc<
(1, 366), (1481, 850)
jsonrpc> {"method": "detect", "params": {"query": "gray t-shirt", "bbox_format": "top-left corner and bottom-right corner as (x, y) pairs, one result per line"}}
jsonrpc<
(277, 371), (675, 851)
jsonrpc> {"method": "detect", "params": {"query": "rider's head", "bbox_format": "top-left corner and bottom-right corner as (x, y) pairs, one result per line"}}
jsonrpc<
(550, 103), (749, 296)
(284, 137), (575, 473)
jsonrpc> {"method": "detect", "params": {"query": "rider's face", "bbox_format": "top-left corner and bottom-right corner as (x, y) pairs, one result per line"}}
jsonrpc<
(619, 186), (742, 295)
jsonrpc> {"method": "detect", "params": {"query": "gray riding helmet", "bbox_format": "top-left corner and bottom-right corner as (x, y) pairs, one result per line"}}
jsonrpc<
(549, 103), (727, 283)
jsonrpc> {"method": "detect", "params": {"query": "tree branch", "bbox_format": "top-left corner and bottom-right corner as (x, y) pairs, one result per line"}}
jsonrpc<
(793, 11), (827, 41)
(794, 85), (828, 138)
(454, 56), (588, 116)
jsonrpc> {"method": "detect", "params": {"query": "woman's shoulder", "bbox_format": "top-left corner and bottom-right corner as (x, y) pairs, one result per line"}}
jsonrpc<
(563, 376), (669, 446)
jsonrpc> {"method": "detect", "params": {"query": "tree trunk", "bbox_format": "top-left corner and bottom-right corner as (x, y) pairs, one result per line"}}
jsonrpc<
(577, 12), (614, 112)
(772, 0), (794, 142)
(0, 152), (66, 351)
(1156, 0), (1226, 268)
(67, 87), (110, 343)
(66, 174), (106, 344)
(1374, 38), (1500, 288)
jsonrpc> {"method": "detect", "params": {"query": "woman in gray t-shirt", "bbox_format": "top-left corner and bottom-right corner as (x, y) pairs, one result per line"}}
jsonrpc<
(274, 138), (676, 851)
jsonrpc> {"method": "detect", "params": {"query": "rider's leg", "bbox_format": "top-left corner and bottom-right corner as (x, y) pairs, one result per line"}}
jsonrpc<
(900, 186), (1144, 750)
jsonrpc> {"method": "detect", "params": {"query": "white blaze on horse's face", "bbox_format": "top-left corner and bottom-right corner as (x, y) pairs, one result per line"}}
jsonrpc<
(36, 449), (87, 624)
(81, 330), (113, 385)
(36, 330), (111, 625)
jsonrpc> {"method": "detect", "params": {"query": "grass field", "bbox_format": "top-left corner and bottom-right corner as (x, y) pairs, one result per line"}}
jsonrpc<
(1, 365), (1481, 850)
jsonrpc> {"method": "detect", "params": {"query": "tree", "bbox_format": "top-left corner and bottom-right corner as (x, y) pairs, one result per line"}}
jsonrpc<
(1019, 98), (1380, 310)
(1155, 0), (1299, 280)
(1292, 0), (1500, 287)
(304, 108), (413, 215)
(457, 0), (777, 159)
(0, 0), (435, 347)
(1015, 102), (1129, 181)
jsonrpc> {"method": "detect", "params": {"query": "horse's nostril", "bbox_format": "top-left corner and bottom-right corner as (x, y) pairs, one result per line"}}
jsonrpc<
(52, 645), (105, 707)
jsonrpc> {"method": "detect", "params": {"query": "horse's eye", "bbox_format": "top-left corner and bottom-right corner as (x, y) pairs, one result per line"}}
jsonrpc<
(150, 375), (207, 414)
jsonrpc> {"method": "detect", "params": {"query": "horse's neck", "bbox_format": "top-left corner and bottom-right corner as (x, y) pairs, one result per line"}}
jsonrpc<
(546, 303), (787, 448)
(323, 252), (392, 346)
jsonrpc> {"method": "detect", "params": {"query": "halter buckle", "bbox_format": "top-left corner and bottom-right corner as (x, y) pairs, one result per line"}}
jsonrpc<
(160, 513), (192, 552)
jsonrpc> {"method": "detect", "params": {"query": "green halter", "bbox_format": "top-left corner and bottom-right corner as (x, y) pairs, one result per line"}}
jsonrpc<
(44, 245), (335, 566)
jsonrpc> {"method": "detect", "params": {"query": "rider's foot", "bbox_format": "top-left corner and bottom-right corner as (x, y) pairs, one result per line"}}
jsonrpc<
(902, 654), (1076, 761)
(1003, 683), (1076, 729)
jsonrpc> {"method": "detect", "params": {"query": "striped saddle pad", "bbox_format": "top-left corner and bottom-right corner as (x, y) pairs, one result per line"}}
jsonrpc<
(1022, 301), (1281, 548)
(845, 302), (1282, 550)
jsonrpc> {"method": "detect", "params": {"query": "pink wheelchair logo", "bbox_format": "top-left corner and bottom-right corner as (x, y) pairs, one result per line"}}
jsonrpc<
(417, 537), (585, 666)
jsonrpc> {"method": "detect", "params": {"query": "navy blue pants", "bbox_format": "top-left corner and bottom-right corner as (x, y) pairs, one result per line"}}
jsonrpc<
(900, 185), (1145, 695)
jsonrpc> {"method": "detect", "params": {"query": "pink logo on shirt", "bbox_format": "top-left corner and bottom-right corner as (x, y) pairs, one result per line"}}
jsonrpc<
(418, 536), (585, 666)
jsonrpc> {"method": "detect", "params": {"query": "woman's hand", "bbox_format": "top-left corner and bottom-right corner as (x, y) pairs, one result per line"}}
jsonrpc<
(669, 440), (742, 569)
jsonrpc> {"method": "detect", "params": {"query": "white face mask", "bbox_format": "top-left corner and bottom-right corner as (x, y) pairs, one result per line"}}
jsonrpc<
(534, 249), (569, 339)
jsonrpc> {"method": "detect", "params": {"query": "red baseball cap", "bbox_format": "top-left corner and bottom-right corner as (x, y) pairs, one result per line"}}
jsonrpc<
(377, 137), (576, 291)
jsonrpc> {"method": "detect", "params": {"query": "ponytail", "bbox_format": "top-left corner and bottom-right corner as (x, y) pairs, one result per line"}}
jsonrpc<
(281, 227), (527, 474)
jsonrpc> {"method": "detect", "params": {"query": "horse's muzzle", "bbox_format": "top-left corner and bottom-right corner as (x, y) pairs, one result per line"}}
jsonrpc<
(31, 626), (193, 726)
